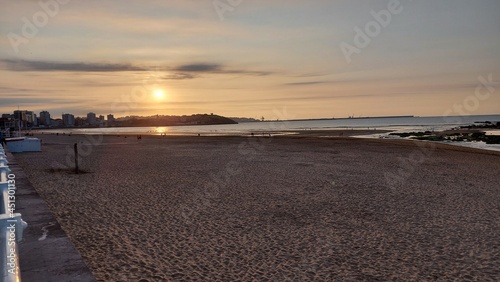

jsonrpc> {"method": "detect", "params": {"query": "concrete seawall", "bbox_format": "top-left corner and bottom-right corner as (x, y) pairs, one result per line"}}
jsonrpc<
(6, 150), (96, 282)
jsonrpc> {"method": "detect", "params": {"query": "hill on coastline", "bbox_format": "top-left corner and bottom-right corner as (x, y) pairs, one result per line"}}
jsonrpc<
(115, 114), (237, 127)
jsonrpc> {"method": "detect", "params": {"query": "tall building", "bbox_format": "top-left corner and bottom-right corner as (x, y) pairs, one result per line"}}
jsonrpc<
(62, 113), (75, 127)
(13, 110), (27, 129)
(26, 111), (37, 127)
(75, 117), (86, 127)
(39, 111), (51, 126)
(0, 117), (15, 130)
(96, 115), (104, 126)
(51, 119), (63, 127)
(87, 112), (97, 125)
(32, 113), (38, 127)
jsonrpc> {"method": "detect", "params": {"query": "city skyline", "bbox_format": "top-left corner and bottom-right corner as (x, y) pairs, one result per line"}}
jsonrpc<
(1, 0), (499, 119)
(2, 109), (114, 120)
(1, 109), (116, 128)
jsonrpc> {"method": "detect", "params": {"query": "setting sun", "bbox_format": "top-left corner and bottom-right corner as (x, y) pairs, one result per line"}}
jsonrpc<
(153, 89), (165, 100)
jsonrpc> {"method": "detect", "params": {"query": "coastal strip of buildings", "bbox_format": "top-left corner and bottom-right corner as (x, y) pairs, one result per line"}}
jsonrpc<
(0, 110), (115, 131)
(1, 110), (239, 134)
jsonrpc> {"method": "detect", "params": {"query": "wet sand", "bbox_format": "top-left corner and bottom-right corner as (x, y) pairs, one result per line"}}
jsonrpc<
(12, 133), (500, 281)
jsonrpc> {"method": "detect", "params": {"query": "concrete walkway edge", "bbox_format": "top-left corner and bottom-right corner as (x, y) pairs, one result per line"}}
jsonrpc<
(6, 150), (96, 282)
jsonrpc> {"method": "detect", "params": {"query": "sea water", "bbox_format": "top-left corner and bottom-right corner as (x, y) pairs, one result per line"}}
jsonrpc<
(36, 114), (500, 151)
(38, 114), (500, 136)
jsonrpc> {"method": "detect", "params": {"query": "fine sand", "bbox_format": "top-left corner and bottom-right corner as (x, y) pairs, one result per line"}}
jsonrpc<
(13, 133), (500, 281)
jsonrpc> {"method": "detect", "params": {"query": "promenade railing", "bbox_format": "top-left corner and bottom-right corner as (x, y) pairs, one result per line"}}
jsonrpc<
(0, 144), (27, 282)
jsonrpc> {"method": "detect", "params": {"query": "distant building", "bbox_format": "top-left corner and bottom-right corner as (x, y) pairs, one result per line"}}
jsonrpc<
(33, 114), (38, 127)
(13, 110), (27, 129)
(94, 115), (104, 126)
(106, 114), (115, 126)
(0, 117), (15, 130)
(87, 112), (97, 125)
(26, 111), (34, 126)
(51, 119), (63, 127)
(62, 113), (75, 127)
(75, 117), (86, 127)
(39, 111), (51, 126)
(26, 111), (38, 127)
(13, 110), (36, 128)
(13, 110), (26, 121)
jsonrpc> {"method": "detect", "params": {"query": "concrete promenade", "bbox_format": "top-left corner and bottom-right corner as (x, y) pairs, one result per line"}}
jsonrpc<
(6, 150), (96, 282)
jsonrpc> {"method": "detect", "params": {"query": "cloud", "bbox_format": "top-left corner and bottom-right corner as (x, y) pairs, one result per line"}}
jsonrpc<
(173, 63), (272, 76)
(0, 86), (64, 94)
(0, 98), (79, 106)
(0, 86), (33, 93)
(162, 73), (198, 80)
(174, 64), (221, 72)
(0, 59), (273, 77)
(293, 72), (332, 78)
(0, 59), (146, 72)
(284, 81), (328, 86)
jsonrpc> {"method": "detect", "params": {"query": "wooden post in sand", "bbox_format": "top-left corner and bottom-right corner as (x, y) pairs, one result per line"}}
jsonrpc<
(74, 143), (79, 174)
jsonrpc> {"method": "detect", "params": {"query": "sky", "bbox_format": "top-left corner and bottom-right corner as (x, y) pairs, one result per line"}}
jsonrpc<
(0, 0), (499, 120)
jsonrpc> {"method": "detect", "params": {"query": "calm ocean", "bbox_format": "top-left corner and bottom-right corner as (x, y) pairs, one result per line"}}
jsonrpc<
(35, 114), (500, 151)
(40, 114), (500, 136)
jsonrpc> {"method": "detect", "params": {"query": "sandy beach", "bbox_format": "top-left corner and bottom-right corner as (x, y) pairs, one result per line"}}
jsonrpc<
(12, 133), (500, 281)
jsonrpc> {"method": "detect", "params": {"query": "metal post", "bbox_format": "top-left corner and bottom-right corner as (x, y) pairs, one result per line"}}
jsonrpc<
(74, 143), (79, 174)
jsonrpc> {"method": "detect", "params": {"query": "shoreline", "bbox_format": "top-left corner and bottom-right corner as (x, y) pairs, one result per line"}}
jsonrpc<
(32, 128), (391, 136)
(32, 130), (500, 156)
(13, 125), (497, 153)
